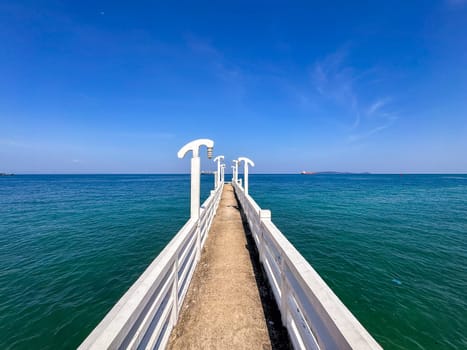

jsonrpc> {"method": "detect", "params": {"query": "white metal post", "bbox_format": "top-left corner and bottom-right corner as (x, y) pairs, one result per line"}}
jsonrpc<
(220, 164), (225, 184)
(244, 164), (248, 194)
(178, 139), (214, 220)
(213, 171), (218, 189)
(238, 157), (255, 196)
(233, 160), (239, 183)
(191, 156), (200, 218)
(213, 155), (224, 189)
(231, 165), (235, 182)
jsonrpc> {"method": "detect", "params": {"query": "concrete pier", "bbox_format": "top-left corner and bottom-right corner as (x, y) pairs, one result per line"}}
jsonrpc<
(80, 140), (381, 350)
(168, 184), (283, 349)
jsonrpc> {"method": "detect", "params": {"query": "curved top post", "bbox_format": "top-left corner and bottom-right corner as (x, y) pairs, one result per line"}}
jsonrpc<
(238, 157), (255, 167)
(213, 155), (224, 163)
(178, 139), (214, 159)
(213, 155), (224, 189)
(232, 160), (239, 177)
(177, 138), (214, 219)
(238, 157), (254, 195)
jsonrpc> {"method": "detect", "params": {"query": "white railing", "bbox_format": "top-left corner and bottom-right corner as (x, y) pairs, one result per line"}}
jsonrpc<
(232, 180), (382, 350)
(79, 183), (223, 350)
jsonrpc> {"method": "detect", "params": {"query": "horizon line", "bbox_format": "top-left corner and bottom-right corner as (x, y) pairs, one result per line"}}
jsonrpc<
(3, 172), (467, 175)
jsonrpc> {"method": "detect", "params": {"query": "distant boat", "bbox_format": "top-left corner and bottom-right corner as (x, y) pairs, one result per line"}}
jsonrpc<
(300, 171), (315, 175)
(201, 171), (214, 175)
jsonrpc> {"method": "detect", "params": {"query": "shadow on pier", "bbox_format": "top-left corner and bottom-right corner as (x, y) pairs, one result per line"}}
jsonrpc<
(239, 203), (291, 350)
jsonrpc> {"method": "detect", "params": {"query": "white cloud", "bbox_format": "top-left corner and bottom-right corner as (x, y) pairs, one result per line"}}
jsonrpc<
(348, 122), (391, 142)
(367, 97), (391, 116)
(311, 48), (363, 128)
(310, 47), (399, 142)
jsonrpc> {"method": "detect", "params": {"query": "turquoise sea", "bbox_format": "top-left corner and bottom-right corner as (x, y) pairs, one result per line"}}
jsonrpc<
(0, 174), (466, 349)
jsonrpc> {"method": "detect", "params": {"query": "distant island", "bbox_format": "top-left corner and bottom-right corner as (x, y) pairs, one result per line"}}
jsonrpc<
(0, 173), (14, 176)
(300, 171), (371, 175)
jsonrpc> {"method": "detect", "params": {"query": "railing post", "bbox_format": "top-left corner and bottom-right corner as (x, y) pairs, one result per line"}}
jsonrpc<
(280, 251), (289, 328)
(209, 190), (216, 227)
(259, 210), (271, 264)
(171, 254), (179, 324)
(196, 218), (202, 263)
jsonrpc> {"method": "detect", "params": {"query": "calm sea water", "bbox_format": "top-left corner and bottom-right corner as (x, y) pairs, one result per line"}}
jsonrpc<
(0, 174), (466, 349)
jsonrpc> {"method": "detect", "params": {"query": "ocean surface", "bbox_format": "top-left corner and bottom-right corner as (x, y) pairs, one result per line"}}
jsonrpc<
(0, 174), (466, 349)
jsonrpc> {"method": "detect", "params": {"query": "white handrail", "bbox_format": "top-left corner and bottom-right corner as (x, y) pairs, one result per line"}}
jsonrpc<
(79, 183), (224, 350)
(232, 180), (381, 350)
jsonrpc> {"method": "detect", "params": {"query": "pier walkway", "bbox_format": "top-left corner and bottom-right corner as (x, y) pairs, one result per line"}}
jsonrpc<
(168, 184), (274, 349)
(80, 139), (382, 350)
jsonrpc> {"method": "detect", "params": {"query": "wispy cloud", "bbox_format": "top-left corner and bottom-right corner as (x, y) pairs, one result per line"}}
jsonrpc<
(348, 120), (394, 142)
(312, 47), (363, 128)
(185, 34), (244, 88)
(366, 97), (391, 116)
(311, 47), (398, 141)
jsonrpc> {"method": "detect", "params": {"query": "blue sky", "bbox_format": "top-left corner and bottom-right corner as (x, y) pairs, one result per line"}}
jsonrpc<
(1, 1), (466, 173)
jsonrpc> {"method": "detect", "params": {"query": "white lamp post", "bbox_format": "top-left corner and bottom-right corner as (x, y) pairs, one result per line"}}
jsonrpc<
(178, 139), (214, 219)
(238, 157), (255, 195)
(213, 155), (224, 189)
(231, 165), (235, 182)
(220, 164), (225, 184)
(232, 160), (239, 183)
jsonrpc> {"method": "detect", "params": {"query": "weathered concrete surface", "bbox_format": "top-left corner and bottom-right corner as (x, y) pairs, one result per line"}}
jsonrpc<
(168, 184), (272, 350)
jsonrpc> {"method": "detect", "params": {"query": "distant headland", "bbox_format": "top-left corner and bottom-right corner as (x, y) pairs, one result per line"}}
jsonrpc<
(300, 171), (371, 175)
